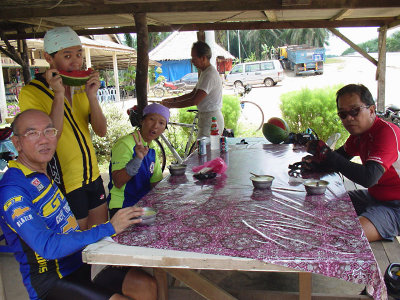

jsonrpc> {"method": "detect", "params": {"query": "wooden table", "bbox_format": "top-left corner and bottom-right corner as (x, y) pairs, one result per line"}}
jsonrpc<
(83, 143), (386, 300)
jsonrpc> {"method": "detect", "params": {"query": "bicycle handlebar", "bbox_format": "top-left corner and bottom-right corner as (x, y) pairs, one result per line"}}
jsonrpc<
(377, 108), (400, 127)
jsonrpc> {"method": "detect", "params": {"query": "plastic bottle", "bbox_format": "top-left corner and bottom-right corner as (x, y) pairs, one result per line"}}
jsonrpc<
(210, 117), (220, 150)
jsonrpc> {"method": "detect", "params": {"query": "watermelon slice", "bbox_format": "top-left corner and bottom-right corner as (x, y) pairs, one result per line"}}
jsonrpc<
(59, 68), (93, 86)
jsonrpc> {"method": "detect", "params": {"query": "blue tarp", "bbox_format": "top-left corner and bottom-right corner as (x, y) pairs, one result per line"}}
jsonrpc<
(155, 60), (192, 82)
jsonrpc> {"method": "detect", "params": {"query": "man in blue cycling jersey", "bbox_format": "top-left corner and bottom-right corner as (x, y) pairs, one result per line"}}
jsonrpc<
(0, 109), (157, 300)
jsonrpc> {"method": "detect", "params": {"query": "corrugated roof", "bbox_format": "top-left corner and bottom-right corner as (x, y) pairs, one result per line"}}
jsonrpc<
(149, 31), (235, 61)
(80, 36), (136, 53)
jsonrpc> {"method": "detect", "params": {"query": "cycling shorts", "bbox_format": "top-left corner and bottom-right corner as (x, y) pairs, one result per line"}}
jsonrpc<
(65, 176), (107, 220)
(349, 189), (400, 240)
(45, 264), (129, 300)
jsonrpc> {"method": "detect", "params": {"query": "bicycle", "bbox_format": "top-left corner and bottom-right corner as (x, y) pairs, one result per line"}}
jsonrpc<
(235, 84), (265, 132)
(377, 104), (400, 127)
(128, 89), (264, 171)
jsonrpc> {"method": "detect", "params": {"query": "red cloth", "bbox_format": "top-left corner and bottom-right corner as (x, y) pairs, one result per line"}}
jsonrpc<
(192, 157), (227, 174)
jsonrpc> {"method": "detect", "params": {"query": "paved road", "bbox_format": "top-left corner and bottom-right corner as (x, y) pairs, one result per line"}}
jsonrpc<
(238, 53), (400, 122)
(109, 53), (400, 131)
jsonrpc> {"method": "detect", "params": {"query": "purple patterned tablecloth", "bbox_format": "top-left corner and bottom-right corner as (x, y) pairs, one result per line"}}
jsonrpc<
(114, 143), (387, 299)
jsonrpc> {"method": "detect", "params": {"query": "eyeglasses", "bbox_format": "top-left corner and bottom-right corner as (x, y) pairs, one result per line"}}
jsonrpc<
(16, 128), (58, 140)
(337, 105), (370, 120)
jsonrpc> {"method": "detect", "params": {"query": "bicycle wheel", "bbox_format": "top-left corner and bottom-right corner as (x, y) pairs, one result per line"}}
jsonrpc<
(153, 87), (165, 98)
(238, 100), (265, 132)
(153, 138), (166, 172)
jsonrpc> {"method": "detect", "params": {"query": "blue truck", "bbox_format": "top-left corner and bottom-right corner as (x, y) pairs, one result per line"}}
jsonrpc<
(278, 45), (325, 75)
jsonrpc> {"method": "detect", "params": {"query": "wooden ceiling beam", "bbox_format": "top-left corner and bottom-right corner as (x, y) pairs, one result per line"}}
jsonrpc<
(388, 16), (400, 29)
(330, 9), (353, 21)
(8, 19), (65, 30)
(2, 18), (389, 39)
(263, 11), (278, 22)
(1, 0), (400, 19)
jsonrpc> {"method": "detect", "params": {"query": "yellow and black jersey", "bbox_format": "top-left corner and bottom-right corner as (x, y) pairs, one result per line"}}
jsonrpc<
(19, 74), (100, 194)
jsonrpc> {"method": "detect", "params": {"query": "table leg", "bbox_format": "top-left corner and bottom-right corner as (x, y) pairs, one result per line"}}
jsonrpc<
(298, 272), (312, 300)
(165, 268), (237, 300)
(153, 268), (168, 300)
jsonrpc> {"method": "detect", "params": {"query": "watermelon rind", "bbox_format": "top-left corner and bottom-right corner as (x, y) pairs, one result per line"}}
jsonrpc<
(59, 69), (91, 86)
(262, 118), (290, 144)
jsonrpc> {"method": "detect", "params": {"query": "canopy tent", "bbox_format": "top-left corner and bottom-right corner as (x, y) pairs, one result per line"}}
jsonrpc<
(149, 31), (234, 81)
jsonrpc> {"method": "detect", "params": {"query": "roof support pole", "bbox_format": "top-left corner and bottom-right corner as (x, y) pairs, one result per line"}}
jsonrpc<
(113, 52), (121, 103)
(134, 12), (149, 111)
(377, 26), (387, 111)
(85, 47), (92, 69)
(0, 56), (7, 123)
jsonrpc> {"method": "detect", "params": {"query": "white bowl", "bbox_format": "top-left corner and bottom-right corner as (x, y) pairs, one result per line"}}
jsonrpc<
(250, 175), (274, 189)
(304, 180), (329, 195)
(168, 164), (187, 176)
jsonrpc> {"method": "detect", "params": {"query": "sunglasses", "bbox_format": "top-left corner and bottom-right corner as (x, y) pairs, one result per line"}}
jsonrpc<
(337, 105), (370, 120)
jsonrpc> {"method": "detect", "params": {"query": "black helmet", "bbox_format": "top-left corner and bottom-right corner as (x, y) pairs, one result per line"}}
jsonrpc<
(127, 105), (142, 127)
(244, 84), (252, 93)
(385, 263), (400, 299)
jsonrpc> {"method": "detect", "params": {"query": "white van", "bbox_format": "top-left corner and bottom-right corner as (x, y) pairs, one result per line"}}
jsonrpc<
(225, 60), (284, 88)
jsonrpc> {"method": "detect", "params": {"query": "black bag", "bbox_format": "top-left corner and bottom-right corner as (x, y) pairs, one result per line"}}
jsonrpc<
(222, 128), (234, 137)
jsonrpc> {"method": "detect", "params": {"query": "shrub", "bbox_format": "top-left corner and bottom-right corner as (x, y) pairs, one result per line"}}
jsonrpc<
(91, 104), (133, 168)
(178, 95), (241, 133)
(221, 95), (241, 133)
(7, 104), (20, 116)
(156, 75), (166, 83)
(280, 85), (349, 148)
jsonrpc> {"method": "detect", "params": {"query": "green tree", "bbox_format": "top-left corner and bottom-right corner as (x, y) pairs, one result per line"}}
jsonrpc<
(216, 29), (328, 61)
(281, 28), (328, 47)
(123, 33), (137, 49)
(148, 32), (172, 51)
(387, 31), (400, 51)
(342, 30), (400, 55)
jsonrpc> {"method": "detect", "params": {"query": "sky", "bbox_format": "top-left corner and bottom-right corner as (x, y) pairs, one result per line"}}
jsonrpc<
(121, 27), (400, 56)
(326, 27), (400, 55)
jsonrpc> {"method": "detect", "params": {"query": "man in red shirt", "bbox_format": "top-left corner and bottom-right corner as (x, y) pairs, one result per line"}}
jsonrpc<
(305, 84), (400, 242)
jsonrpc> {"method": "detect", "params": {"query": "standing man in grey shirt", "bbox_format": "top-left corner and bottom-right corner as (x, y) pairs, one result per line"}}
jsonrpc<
(162, 41), (224, 137)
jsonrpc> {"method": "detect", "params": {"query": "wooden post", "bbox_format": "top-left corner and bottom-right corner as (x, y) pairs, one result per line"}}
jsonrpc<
(165, 268), (237, 300)
(134, 12), (149, 111)
(299, 272), (312, 300)
(0, 55), (7, 123)
(112, 52), (121, 102)
(85, 47), (92, 69)
(377, 26), (387, 112)
(197, 31), (205, 43)
(20, 38), (31, 83)
(153, 268), (168, 300)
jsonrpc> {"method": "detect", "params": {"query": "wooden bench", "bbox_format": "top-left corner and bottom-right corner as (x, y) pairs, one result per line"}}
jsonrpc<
(371, 237), (400, 276)
(343, 177), (400, 276)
